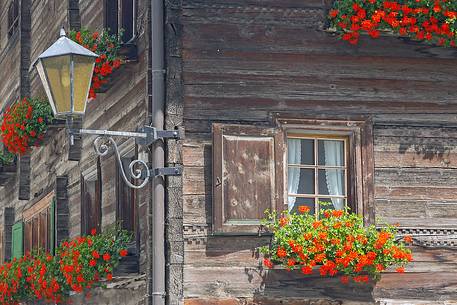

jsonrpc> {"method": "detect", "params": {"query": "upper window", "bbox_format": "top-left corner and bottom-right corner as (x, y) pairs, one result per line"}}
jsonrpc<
(7, 0), (19, 38)
(105, 0), (135, 43)
(287, 135), (348, 216)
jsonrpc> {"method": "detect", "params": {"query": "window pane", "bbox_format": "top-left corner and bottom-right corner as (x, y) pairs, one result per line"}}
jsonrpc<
(318, 140), (345, 166)
(318, 169), (345, 196)
(318, 198), (345, 211)
(121, 0), (135, 42)
(288, 168), (314, 195)
(287, 139), (314, 165)
(288, 197), (315, 214)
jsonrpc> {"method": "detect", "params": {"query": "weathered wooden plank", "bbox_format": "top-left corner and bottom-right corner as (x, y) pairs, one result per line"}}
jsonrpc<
(183, 141), (211, 167)
(183, 194), (211, 224)
(374, 272), (457, 301)
(183, 0), (325, 9)
(182, 18), (457, 59)
(377, 217), (457, 228)
(183, 55), (457, 84)
(375, 185), (457, 201)
(375, 168), (457, 187)
(374, 151), (457, 169)
(183, 167), (211, 195)
(184, 266), (375, 301)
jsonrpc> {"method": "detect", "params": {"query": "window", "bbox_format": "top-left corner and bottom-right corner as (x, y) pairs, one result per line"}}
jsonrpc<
(287, 135), (348, 216)
(212, 117), (375, 234)
(23, 192), (55, 254)
(105, 0), (135, 43)
(81, 160), (102, 235)
(116, 156), (136, 233)
(7, 0), (19, 38)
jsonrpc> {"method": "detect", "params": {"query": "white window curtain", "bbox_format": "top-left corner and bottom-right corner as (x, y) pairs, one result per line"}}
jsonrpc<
(323, 141), (344, 210)
(287, 139), (301, 211)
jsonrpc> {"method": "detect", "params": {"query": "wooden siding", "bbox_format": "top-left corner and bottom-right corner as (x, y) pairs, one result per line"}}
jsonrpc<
(0, 0), (152, 284)
(180, 0), (457, 302)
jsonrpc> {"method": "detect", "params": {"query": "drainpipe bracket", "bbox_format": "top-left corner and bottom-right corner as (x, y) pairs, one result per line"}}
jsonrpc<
(136, 126), (181, 146)
(151, 166), (182, 177)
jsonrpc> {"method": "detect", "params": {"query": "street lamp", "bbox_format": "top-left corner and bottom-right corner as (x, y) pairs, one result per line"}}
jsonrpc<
(35, 28), (181, 188)
(36, 28), (97, 117)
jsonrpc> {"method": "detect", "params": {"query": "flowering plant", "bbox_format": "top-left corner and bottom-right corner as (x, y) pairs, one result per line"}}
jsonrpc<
(1, 97), (53, 155)
(0, 227), (131, 305)
(69, 28), (123, 99)
(328, 0), (457, 47)
(259, 204), (413, 284)
(0, 150), (15, 166)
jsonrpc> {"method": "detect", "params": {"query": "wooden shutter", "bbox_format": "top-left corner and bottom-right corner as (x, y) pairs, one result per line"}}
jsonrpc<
(105, 0), (119, 36)
(50, 199), (56, 255)
(212, 124), (285, 234)
(24, 220), (32, 254)
(3, 208), (14, 261)
(11, 222), (23, 258)
(55, 176), (69, 248)
(39, 211), (48, 251)
(0, 230), (4, 263)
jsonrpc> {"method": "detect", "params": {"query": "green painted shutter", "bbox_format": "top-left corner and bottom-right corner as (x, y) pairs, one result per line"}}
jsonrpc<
(50, 198), (56, 255)
(11, 222), (23, 259)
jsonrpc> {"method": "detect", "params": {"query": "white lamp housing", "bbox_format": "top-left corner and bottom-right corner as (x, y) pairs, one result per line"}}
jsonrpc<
(36, 28), (98, 117)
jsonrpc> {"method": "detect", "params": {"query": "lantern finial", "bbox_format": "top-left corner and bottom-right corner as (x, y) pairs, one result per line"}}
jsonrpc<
(60, 27), (66, 37)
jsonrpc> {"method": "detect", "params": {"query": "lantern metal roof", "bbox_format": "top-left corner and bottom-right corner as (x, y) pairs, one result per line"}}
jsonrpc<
(38, 28), (98, 59)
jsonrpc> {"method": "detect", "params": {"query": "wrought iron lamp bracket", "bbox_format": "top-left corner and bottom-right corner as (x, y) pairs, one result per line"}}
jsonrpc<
(68, 125), (182, 189)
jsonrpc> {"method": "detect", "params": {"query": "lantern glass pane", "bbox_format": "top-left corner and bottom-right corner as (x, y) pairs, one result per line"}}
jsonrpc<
(73, 55), (95, 113)
(36, 60), (57, 115)
(43, 56), (71, 114)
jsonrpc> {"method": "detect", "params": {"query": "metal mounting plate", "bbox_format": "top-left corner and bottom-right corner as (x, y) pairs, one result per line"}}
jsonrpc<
(136, 126), (181, 146)
(153, 167), (182, 177)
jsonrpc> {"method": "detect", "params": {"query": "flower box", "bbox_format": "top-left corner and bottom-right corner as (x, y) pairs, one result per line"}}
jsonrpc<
(262, 267), (376, 302)
(328, 0), (457, 48)
(260, 206), (412, 285)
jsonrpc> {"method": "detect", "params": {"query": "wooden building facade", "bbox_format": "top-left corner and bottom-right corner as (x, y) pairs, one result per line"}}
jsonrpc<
(0, 0), (457, 304)
(177, 0), (457, 304)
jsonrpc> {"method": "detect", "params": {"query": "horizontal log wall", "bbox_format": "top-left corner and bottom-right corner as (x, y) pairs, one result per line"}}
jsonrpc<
(180, 0), (457, 302)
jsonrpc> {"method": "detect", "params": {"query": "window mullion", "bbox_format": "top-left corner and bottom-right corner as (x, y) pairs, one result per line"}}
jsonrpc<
(314, 139), (318, 219)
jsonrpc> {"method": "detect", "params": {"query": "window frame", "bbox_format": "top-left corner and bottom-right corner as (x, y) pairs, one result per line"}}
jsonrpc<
(116, 149), (138, 235)
(275, 115), (375, 225)
(286, 132), (350, 217)
(104, 0), (136, 43)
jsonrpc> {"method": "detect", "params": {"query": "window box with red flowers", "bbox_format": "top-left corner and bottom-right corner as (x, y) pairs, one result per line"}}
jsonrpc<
(0, 97), (54, 156)
(69, 28), (136, 99)
(0, 227), (131, 305)
(259, 204), (413, 286)
(327, 0), (457, 47)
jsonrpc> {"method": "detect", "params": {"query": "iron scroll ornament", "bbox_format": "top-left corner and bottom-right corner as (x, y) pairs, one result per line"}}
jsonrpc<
(93, 136), (150, 189)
